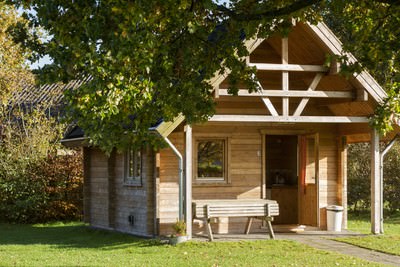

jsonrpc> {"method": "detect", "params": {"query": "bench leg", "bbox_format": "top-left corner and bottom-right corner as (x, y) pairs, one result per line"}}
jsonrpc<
(245, 217), (253, 234)
(265, 218), (275, 240)
(205, 219), (214, 241)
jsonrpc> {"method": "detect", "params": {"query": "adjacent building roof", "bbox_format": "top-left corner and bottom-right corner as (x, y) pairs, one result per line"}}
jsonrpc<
(12, 78), (90, 107)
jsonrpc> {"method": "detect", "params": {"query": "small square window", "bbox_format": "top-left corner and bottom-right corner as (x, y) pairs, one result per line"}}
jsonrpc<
(196, 139), (226, 182)
(124, 149), (142, 186)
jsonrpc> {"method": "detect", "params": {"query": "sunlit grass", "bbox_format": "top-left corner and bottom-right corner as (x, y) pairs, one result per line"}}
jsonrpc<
(0, 221), (382, 266)
(336, 211), (400, 256)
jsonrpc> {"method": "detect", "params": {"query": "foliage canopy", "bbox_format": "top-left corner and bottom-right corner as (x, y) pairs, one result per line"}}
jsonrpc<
(8, 0), (400, 151)
(0, 3), (33, 104)
(0, 4), (83, 223)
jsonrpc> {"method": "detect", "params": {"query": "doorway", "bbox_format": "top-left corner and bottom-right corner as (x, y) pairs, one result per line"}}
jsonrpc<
(265, 134), (319, 226)
(265, 135), (298, 224)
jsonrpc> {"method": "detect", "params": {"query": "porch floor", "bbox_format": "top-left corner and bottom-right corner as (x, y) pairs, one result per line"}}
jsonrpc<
(192, 224), (363, 242)
(192, 228), (363, 242)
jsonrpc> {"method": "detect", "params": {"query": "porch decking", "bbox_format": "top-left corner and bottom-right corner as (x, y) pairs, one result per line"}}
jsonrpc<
(192, 226), (362, 241)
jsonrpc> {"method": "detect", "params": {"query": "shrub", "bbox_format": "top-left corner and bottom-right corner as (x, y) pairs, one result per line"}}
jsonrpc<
(0, 105), (83, 223)
(347, 143), (371, 212)
(348, 141), (400, 214)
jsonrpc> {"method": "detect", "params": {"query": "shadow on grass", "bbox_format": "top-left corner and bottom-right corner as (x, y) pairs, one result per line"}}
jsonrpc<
(0, 222), (163, 250)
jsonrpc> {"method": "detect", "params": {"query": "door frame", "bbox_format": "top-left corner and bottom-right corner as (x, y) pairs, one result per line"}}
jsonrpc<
(261, 129), (320, 227)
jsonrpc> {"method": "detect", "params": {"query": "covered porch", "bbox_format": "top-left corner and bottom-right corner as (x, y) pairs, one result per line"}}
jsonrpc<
(157, 22), (391, 239)
(170, 122), (386, 240)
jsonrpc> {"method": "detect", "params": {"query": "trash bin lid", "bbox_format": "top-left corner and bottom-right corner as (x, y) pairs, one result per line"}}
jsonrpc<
(326, 205), (344, 211)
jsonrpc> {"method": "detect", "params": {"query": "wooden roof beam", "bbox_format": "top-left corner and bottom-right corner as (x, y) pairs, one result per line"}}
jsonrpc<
(248, 63), (328, 72)
(262, 97), (279, 116)
(282, 37), (289, 116)
(218, 89), (352, 98)
(210, 115), (369, 123)
(293, 73), (324, 116)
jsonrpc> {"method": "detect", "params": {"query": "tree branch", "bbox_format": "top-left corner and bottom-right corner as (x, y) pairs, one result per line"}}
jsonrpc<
(216, 0), (323, 21)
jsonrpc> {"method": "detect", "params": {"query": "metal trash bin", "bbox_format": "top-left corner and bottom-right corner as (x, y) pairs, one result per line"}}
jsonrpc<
(326, 205), (344, 231)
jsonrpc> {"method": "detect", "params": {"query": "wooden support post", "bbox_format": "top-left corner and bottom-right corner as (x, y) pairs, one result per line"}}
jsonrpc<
(184, 125), (193, 239)
(282, 37), (289, 116)
(371, 129), (381, 234)
(337, 136), (348, 229)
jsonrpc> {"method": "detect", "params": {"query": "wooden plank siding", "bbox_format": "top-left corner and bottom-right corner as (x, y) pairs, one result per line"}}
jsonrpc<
(157, 122), (344, 234)
(88, 149), (109, 229)
(87, 147), (156, 236)
(83, 147), (91, 223)
(158, 132), (184, 235)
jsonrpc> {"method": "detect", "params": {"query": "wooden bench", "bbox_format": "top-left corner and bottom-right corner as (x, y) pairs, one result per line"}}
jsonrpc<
(192, 199), (279, 241)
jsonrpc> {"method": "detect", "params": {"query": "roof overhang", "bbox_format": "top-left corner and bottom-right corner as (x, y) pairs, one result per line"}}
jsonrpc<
(60, 136), (89, 148)
(61, 114), (186, 147)
(307, 22), (387, 103)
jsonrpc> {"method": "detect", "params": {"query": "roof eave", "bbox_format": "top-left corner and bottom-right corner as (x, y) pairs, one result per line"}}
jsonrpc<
(307, 21), (387, 103)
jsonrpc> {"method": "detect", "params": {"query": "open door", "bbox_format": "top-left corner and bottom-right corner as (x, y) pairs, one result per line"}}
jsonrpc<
(298, 134), (319, 226)
(265, 135), (298, 224)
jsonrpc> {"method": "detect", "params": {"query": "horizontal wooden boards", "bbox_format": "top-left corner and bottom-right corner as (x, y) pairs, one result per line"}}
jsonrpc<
(248, 63), (327, 72)
(218, 89), (353, 98)
(210, 115), (369, 123)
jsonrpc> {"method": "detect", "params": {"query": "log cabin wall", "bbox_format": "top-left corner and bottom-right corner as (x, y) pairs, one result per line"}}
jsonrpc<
(192, 124), (264, 235)
(86, 147), (155, 236)
(157, 121), (344, 235)
(158, 131), (184, 235)
(82, 147), (91, 224)
(318, 131), (339, 229)
(88, 148), (109, 229)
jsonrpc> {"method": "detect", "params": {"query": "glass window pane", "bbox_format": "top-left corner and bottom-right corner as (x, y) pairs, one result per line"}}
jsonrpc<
(197, 140), (224, 179)
(125, 149), (142, 184)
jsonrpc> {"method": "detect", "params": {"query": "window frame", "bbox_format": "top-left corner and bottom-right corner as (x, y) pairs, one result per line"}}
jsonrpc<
(193, 136), (230, 185)
(124, 148), (143, 186)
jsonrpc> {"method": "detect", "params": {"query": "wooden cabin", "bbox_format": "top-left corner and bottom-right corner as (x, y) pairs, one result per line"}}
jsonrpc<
(62, 21), (395, 238)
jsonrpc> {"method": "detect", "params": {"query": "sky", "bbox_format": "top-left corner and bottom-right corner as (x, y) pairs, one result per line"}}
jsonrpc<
(30, 54), (52, 70)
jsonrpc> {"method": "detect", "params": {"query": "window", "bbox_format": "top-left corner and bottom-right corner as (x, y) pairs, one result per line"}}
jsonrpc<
(195, 139), (227, 182)
(124, 148), (142, 185)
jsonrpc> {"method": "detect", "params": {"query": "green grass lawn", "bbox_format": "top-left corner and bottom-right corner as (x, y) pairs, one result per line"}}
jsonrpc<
(336, 211), (400, 256)
(0, 222), (381, 267)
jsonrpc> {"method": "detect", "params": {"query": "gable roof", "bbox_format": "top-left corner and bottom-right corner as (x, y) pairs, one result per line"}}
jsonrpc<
(210, 22), (387, 104)
(62, 21), (392, 145)
(307, 22), (386, 103)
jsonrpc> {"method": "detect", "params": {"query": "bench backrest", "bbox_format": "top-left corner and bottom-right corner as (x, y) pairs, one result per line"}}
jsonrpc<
(193, 199), (279, 219)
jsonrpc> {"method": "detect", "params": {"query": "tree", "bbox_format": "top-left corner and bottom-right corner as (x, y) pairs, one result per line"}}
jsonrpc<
(0, 103), (83, 223)
(0, 5), (83, 223)
(0, 3), (33, 104)
(8, 0), (400, 152)
(347, 143), (371, 212)
(322, 1), (400, 135)
(347, 141), (400, 214)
